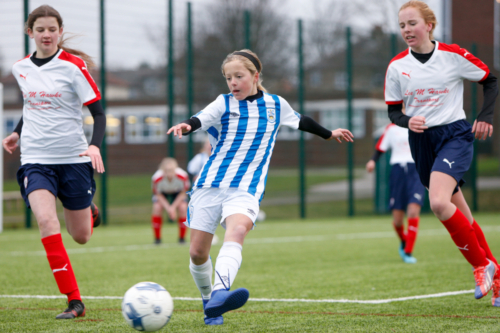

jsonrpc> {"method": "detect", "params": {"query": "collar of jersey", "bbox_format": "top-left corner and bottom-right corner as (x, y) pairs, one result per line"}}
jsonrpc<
(408, 40), (439, 67)
(28, 49), (63, 69)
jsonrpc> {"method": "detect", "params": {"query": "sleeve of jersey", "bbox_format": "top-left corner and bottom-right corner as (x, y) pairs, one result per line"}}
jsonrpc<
(278, 97), (300, 129)
(196, 95), (226, 131)
(73, 64), (101, 106)
(459, 48), (489, 82)
(375, 126), (391, 152)
(384, 65), (403, 105)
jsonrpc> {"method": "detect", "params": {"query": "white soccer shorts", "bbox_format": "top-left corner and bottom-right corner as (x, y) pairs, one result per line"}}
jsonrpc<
(187, 187), (260, 234)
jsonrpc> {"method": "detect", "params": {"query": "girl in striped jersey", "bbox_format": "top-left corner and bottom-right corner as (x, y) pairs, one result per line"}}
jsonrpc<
(385, 1), (499, 305)
(168, 50), (353, 325)
(2, 5), (105, 319)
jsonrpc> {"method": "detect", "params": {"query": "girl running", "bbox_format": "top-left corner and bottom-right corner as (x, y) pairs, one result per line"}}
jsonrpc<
(167, 49), (353, 325)
(2, 5), (106, 318)
(366, 122), (425, 264)
(385, 0), (499, 305)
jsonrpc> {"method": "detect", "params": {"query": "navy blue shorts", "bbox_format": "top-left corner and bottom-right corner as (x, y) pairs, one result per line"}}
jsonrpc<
(17, 163), (96, 210)
(408, 119), (473, 194)
(389, 163), (426, 211)
(152, 192), (181, 204)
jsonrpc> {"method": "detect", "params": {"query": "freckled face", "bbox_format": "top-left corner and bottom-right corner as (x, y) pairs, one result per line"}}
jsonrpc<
(28, 16), (62, 58)
(399, 7), (432, 52)
(223, 60), (258, 100)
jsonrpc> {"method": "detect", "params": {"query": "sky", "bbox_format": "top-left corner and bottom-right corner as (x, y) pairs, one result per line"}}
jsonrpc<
(0, 0), (442, 76)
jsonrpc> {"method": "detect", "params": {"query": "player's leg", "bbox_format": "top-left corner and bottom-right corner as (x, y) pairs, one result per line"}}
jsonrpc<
(429, 171), (495, 298)
(392, 209), (408, 260)
(177, 200), (188, 244)
(404, 203), (421, 260)
(64, 208), (92, 244)
(452, 188), (500, 306)
(152, 199), (163, 244)
(389, 164), (409, 261)
(404, 162), (425, 259)
(30, 190), (85, 319)
(186, 188), (223, 325)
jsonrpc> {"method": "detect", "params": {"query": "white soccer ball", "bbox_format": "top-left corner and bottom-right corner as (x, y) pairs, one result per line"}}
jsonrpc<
(122, 282), (174, 332)
(257, 210), (266, 222)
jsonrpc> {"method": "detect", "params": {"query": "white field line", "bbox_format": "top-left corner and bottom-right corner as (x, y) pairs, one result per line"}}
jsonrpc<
(5, 226), (500, 257)
(0, 290), (474, 304)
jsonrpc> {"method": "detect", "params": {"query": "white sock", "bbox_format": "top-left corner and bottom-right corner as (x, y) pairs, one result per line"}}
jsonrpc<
(213, 242), (242, 291)
(189, 257), (213, 300)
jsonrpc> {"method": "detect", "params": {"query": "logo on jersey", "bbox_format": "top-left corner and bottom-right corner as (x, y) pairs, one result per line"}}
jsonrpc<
(230, 112), (240, 118)
(443, 158), (455, 168)
(20, 74), (28, 80)
(82, 67), (88, 71)
(402, 71), (411, 79)
(24, 176), (28, 189)
(463, 50), (470, 57)
(267, 108), (276, 123)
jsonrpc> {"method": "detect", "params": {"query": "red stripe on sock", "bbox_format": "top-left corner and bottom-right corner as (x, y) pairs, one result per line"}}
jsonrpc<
(405, 217), (419, 254)
(41, 234), (80, 302)
(441, 209), (488, 267)
(393, 222), (406, 242)
(178, 217), (187, 240)
(472, 220), (498, 266)
(152, 216), (162, 240)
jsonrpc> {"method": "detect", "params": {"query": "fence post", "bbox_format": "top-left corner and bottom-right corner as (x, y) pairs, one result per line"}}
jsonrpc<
(100, 0), (108, 225)
(470, 43), (478, 212)
(167, 0), (175, 158)
(24, 0), (32, 228)
(298, 19), (306, 219)
(187, 2), (194, 163)
(346, 27), (354, 216)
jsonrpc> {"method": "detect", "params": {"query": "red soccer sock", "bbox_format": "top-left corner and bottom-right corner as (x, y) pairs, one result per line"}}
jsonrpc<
(90, 206), (94, 236)
(472, 220), (498, 266)
(152, 215), (162, 240)
(405, 217), (419, 254)
(42, 234), (81, 302)
(178, 217), (187, 240)
(441, 209), (488, 267)
(393, 222), (406, 243)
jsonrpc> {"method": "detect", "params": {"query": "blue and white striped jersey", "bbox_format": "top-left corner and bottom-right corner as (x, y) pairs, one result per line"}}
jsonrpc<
(192, 92), (301, 201)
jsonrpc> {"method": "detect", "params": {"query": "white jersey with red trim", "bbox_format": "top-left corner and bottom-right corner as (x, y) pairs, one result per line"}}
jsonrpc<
(375, 124), (414, 165)
(152, 168), (190, 195)
(385, 41), (489, 128)
(12, 49), (101, 165)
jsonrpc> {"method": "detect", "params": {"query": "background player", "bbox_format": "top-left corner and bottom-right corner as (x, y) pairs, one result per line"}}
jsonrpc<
(168, 49), (353, 325)
(187, 138), (212, 182)
(366, 122), (425, 264)
(151, 158), (190, 244)
(1, 5), (105, 319)
(386, 0), (499, 305)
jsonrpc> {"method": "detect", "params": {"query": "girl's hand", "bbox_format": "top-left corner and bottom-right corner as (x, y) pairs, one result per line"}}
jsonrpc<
(472, 120), (493, 140)
(327, 128), (354, 143)
(366, 160), (375, 173)
(2, 133), (20, 154)
(79, 145), (105, 173)
(167, 123), (191, 139)
(408, 116), (428, 133)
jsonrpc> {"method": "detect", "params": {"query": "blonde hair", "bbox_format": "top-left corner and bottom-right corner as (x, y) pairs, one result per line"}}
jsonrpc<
(25, 5), (96, 69)
(221, 49), (267, 93)
(159, 157), (178, 172)
(399, 1), (438, 41)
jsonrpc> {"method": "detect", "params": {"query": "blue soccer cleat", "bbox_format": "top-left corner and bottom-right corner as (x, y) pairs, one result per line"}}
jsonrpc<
(398, 241), (406, 261)
(402, 253), (417, 264)
(473, 260), (496, 299)
(204, 288), (249, 318)
(202, 299), (223, 325)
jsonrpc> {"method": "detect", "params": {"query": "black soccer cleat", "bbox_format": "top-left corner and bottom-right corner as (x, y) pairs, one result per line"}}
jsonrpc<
(154, 238), (162, 245)
(55, 300), (86, 319)
(90, 202), (101, 228)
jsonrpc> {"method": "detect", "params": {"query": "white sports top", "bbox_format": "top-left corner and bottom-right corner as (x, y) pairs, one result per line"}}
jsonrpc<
(152, 168), (190, 194)
(375, 124), (414, 165)
(12, 49), (101, 165)
(193, 92), (301, 201)
(385, 41), (489, 128)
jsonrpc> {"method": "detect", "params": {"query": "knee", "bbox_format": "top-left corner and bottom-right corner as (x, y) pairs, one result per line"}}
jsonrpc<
(430, 199), (448, 217)
(72, 233), (91, 245)
(37, 214), (59, 233)
(190, 247), (209, 264)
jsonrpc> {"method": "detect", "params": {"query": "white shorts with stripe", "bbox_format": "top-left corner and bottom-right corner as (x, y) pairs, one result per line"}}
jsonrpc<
(187, 187), (260, 234)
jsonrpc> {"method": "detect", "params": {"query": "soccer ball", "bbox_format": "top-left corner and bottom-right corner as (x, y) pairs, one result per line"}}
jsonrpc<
(122, 282), (174, 332)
